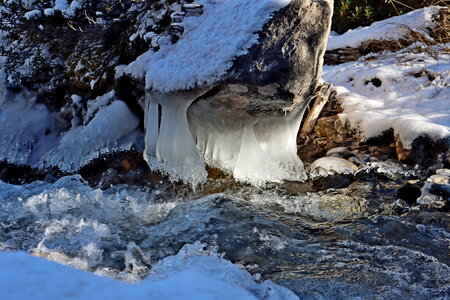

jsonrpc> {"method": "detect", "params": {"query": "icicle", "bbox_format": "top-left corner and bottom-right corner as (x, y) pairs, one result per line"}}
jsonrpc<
(0, 56), (6, 108)
(143, 91), (208, 187)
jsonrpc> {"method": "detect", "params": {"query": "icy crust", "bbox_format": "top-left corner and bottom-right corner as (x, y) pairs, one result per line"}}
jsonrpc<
(327, 6), (442, 51)
(0, 244), (297, 300)
(0, 91), (139, 171)
(43, 100), (139, 172)
(322, 45), (450, 148)
(0, 93), (56, 166)
(124, 0), (291, 92)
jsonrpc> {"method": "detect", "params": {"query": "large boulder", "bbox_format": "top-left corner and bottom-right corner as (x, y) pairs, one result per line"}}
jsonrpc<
(131, 0), (334, 186)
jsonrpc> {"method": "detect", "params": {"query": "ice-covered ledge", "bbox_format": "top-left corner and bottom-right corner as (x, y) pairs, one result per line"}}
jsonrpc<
(127, 0), (334, 186)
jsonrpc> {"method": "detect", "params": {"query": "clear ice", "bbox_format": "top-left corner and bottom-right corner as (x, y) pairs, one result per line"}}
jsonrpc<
(144, 89), (308, 186)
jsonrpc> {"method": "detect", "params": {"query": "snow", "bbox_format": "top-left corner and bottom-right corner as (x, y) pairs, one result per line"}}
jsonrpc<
(309, 157), (357, 177)
(0, 244), (297, 300)
(322, 44), (450, 148)
(327, 6), (442, 51)
(124, 0), (291, 92)
(54, 0), (69, 12)
(0, 56), (5, 108)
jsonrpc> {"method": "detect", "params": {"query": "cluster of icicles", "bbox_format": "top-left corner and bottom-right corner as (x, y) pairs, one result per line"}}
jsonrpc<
(143, 90), (308, 187)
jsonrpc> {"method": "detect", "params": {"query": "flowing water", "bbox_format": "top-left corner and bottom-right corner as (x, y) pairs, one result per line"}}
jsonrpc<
(0, 161), (448, 299)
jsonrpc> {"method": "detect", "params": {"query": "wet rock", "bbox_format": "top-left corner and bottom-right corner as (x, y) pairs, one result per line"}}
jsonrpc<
(395, 135), (449, 166)
(312, 174), (354, 191)
(310, 157), (358, 177)
(326, 147), (355, 159)
(397, 180), (424, 204)
(417, 170), (450, 209)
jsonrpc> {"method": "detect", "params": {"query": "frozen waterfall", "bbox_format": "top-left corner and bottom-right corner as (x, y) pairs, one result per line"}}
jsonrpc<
(143, 89), (308, 187)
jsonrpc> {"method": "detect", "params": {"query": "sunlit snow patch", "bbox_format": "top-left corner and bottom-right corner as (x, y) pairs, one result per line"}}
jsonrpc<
(327, 6), (442, 51)
(322, 44), (450, 148)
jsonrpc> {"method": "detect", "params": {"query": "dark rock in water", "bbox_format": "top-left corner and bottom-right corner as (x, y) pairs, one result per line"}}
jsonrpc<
(395, 135), (449, 167)
(312, 174), (354, 191)
(397, 181), (425, 203)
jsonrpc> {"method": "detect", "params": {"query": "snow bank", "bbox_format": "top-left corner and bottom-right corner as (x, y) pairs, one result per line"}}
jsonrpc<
(322, 44), (450, 148)
(327, 6), (441, 51)
(124, 0), (291, 92)
(0, 244), (297, 300)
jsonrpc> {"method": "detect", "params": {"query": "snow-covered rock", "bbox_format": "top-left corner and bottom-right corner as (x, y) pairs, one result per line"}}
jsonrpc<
(323, 44), (450, 151)
(310, 157), (358, 177)
(134, 0), (334, 186)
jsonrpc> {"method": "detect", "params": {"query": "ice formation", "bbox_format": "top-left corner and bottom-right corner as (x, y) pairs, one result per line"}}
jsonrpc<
(0, 91), (139, 170)
(0, 92), (56, 165)
(43, 100), (139, 172)
(143, 91), (208, 186)
(136, 0), (315, 186)
(189, 97), (308, 185)
(143, 88), (309, 186)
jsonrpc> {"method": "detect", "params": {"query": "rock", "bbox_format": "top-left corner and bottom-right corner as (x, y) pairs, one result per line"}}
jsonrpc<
(182, 4), (204, 17)
(395, 135), (449, 166)
(416, 170), (450, 209)
(230, 0), (333, 103)
(326, 147), (355, 159)
(397, 180), (424, 203)
(312, 174), (354, 191)
(310, 157), (358, 177)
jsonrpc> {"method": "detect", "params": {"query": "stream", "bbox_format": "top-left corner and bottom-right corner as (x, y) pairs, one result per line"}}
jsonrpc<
(0, 160), (448, 299)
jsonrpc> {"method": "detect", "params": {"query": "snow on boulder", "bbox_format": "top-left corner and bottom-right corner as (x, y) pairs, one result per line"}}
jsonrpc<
(125, 0), (334, 186)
